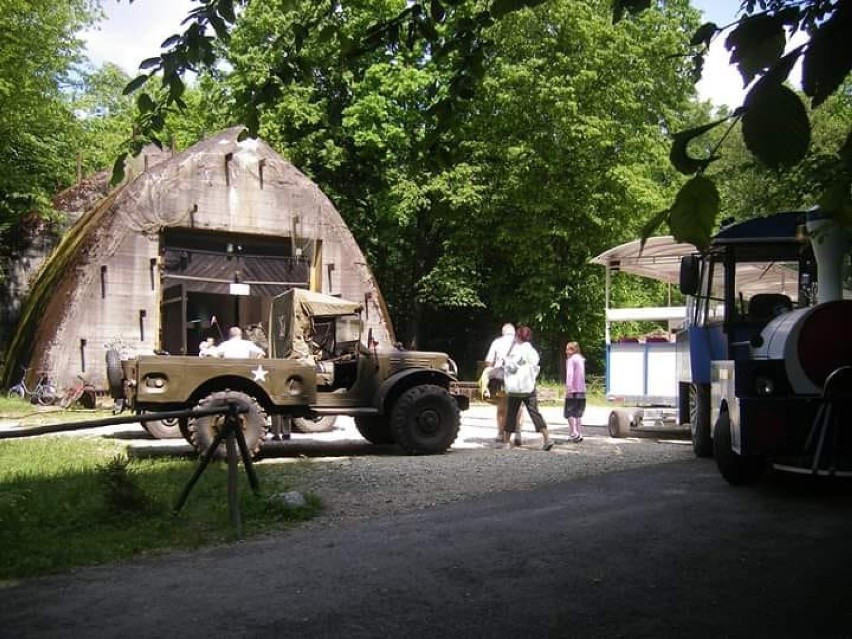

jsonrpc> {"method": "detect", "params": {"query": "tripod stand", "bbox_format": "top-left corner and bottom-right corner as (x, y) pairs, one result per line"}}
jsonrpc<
(174, 402), (260, 536)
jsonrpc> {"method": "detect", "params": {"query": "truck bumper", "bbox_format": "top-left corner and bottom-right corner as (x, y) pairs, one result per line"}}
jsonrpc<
(453, 394), (470, 412)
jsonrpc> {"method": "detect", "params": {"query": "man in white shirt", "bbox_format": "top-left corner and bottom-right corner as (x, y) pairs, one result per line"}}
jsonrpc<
(216, 327), (265, 359)
(484, 323), (522, 444)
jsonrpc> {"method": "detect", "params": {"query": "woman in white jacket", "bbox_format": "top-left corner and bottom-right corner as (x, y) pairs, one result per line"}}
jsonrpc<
(502, 326), (554, 451)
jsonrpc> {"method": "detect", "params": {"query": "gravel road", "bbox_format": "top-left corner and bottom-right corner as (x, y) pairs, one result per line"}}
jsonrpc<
(236, 403), (696, 529)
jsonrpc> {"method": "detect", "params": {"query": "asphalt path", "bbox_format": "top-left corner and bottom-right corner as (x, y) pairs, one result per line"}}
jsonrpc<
(1, 436), (851, 637)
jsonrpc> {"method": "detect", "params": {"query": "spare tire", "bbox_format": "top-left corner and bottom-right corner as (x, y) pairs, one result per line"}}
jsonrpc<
(189, 390), (267, 459)
(106, 349), (124, 399)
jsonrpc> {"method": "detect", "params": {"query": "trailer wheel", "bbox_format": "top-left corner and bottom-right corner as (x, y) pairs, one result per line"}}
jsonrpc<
(690, 383), (713, 457)
(105, 349), (124, 400)
(391, 385), (459, 455)
(189, 390), (267, 460)
(607, 409), (630, 438)
(713, 411), (765, 485)
(355, 416), (395, 444)
(292, 415), (337, 433)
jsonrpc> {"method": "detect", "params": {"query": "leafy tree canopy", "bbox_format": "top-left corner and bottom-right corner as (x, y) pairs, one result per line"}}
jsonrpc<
(617, 0), (852, 247)
(0, 0), (100, 229)
(119, 0), (851, 251)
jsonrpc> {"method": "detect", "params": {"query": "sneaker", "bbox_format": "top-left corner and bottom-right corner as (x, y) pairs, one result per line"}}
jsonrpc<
(542, 441), (554, 451)
(569, 434), (583, 443)
(513, 437), (523, 447)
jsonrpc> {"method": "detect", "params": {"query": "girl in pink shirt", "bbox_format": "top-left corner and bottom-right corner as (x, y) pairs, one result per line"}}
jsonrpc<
(563, 341), (586, 442)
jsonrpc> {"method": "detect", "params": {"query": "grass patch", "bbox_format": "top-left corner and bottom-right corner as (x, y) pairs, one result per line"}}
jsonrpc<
(0, 435), (321, 580)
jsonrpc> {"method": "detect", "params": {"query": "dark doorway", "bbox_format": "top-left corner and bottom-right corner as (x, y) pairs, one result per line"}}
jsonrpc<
(159, 229), (311, 354)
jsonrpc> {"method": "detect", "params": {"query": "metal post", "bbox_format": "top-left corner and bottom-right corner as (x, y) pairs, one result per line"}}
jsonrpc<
(226, 429), (242, 538)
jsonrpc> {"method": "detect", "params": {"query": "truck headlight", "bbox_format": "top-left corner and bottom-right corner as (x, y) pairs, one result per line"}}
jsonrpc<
(443, 358), (458, 376)
(755, 375), (775, 396)
(287, 376), (304, 396)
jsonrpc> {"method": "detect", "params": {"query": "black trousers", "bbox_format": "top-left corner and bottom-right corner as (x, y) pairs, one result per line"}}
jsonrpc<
(505, 389), (547, 434)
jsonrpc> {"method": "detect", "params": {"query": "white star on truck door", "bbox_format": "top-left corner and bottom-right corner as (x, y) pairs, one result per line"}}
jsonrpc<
(251, 365), (268, 383)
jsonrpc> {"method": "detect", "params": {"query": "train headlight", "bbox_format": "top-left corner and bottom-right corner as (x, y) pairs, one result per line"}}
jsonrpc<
(755, 375), (775, 396)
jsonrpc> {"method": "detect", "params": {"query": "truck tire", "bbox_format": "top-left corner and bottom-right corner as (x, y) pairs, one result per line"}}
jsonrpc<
(354, 415), (395, 444)
(690, 383), (713, 457)
(292, 415), (337, 433)
(106, 349), (124, 400)
(713, 411), (765, 485)
(607, 409), (630, 438)
(189, 390), (267, 460)
(390, 385), (459, 455)
(140, 414), (183, 439)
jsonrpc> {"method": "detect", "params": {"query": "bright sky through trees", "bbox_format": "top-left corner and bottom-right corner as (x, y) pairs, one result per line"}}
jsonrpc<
(82, 0), (756, 109)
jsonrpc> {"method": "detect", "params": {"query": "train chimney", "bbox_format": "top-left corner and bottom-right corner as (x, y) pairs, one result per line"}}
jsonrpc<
(806, 211), (851, 304)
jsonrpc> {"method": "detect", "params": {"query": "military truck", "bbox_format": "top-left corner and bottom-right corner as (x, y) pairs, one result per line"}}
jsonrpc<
(110, 288), (468, 457)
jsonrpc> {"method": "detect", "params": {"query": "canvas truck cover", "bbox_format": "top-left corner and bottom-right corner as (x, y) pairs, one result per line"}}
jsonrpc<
(270, 288), (363, 359)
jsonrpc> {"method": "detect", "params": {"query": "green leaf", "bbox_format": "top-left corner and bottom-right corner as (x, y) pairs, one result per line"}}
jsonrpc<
(668, 176), (719, 250)
(110, 153), (127, 186)
(742, 81), (810, 169)
(801, 0), (852, 108)
(160, 34), (182, 49)
(136, 92), (155, 113)
(138, 57), (161, 71)
(725, 14), (786, 86)
(122, 74), (149, 95)
(217, 0), (236, 23)
(612, 0), (650, 24)
(669, 120), (725, 175)
(689, 22), (718, 48)
(430, 0), (446, 22)
(640, 208), (672, 245)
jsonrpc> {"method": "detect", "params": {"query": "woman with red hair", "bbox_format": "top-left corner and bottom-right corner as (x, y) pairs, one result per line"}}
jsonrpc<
(502, 325), (554, 451)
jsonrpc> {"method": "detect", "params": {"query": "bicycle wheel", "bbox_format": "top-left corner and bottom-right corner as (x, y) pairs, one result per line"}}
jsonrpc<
(60, 387), (82, 409)
(36, 384), (57, 406)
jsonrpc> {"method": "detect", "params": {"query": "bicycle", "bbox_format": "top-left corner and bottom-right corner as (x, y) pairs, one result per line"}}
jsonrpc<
(7, 367), (57, 406)
(59, 374), (97, 410)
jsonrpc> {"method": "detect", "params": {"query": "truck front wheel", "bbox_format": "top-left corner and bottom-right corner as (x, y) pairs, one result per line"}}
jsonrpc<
(355, 416), (395, 444)
(713, 411), (765, 485)
(391, 385), (459, 455)
(189, 390), (267, 459)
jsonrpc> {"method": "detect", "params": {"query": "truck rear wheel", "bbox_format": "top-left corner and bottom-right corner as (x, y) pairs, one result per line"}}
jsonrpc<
(355, 415), (394, 444)
(292, 415), (337, 433)
(713, 411), (765, 485)
(189, 390), (267, 459)
(105, 349), (124, 400)
(391, 385), (459, 455)
(690, 383), (713, 457)
(141, 414), (183, 439)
